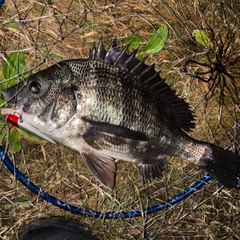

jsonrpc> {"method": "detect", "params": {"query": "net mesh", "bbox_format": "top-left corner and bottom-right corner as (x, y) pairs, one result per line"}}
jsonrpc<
(0, 0), (240, 239)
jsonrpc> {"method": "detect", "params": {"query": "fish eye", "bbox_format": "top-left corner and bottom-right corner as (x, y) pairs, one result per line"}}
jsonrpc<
(29, 81), (42, 94)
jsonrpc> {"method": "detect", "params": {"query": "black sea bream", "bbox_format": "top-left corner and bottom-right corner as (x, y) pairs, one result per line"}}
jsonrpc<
(2, 41), (240, 189)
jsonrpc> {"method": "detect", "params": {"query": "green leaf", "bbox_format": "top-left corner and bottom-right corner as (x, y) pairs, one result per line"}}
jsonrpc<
(0, 129), (6, 144)
(3, 22), (19, 29)
(0, 97), (4, 105)
(8, 130), (22, 154)
(3, 52), (25, 79)
(124, 35), (142, 50)
(193, 29), (212, 49)
(145, 25), (168, 54)
(1, 52), (26, 90)
(137, 51), (144, 61)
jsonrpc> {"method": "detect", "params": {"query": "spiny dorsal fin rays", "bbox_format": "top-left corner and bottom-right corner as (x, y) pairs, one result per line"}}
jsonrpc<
(105, 40), (123, 64)
(97, 40), (107, 61)
(113, 46), (129, 67)
(138, 64), (156, 83)
(89, 40), (107, 61)
(141, 71), (159, 88)
(129, 56), (148, 76)
(108, 39), (117, 49)
(89, 40), (195, 132)
(89, 42), (97, 60)
(122, 49), (139, 71)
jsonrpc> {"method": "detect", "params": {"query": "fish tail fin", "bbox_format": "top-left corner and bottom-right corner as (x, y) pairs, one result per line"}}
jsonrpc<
(199, 144), (240, 189)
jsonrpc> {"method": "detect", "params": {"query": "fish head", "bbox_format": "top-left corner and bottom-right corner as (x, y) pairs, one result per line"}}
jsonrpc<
(2, 63), (78, 132)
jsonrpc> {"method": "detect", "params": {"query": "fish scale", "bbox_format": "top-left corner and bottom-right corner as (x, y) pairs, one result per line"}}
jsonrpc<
(2, 40), (240, 189)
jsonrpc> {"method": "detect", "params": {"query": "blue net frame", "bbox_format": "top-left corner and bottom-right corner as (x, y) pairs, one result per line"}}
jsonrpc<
(0, 0), (4, 8)
(0, 146), (212, 219)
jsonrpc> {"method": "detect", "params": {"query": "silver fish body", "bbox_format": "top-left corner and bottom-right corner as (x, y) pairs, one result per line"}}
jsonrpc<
(2, 41), (240, 189)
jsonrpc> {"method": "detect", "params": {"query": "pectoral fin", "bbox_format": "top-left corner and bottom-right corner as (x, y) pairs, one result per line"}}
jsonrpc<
(82, 117), (148, 141)
(137, 158), (169, 184)
(81, 153), (116, 188)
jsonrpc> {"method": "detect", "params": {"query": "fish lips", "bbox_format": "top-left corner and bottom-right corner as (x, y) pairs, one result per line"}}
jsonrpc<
(2, 81), (27, 104)
(2, 83), (28, 118)
(2, 86), (17, 104)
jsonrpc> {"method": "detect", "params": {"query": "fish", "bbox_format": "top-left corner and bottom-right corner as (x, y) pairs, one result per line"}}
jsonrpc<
(2, 40), (240, 189)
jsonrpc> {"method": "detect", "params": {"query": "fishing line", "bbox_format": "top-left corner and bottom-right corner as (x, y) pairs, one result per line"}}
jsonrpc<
(0, 146), (212, 219)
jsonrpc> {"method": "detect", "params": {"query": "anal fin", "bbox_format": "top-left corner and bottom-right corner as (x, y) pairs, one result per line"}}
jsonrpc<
(81, 153), (116, 188)
(137, 158), (169, 184)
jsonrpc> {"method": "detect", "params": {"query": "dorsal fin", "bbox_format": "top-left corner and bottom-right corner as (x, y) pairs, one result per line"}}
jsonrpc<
(89, 40), (195, 131)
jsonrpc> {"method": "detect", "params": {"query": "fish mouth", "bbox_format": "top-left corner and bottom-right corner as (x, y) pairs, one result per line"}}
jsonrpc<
(2, 88), (17, 105)
(2, 83), (27, 118)
(1, 106), (25, 120)
(2, 81), (27, 104)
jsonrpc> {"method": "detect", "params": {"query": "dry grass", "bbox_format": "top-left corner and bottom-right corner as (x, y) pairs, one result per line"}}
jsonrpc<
(0, 0), (240, 239)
